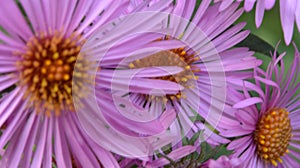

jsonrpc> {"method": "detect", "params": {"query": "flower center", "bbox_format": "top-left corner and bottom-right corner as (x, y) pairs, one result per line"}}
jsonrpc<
(128, 38), (199, 100)
(254, 108), (292, 166)
(15, 30), (85, 116)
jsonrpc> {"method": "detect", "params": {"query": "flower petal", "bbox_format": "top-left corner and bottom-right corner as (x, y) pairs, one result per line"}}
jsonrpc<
(233, 97), (263, 108)
(280, 0), (296, 45)
(255, 0), (265, 27)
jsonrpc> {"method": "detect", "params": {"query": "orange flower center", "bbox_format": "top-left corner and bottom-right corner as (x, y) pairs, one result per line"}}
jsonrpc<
(128, 37), (200, 101)
(254, 108), (292, 166)
(15, 30), (88, 116)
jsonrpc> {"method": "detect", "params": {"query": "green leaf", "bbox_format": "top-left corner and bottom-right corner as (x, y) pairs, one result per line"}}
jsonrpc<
(236, 33), (279, 57)
(189, 131), (201, 145)
(182, 136), (189, 146)
(198, 141), (212, 163)
(198, 142), (233, 163)
(211, 144), (233, 160)
(0, 84), (16, 99)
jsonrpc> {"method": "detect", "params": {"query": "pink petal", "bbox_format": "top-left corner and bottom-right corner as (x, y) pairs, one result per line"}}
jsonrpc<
(0, 87), (23, 127)
(43, 118), (53, 168)
(254, 76), (279, 87)
(22, 115), (40, 167)
(244, 0), (256, 12)
(5, 112), (35, 168)
(280, 0), (296, 45)
(220, 128), (253, 137)
(54, 118), (72, 168)
(296, 0), (300, 32)
(233, 97), (263, 108)
(255, 0), (265, 27)
(264, 0), (276, 10)
(219, 0), (234, 11)
(31, 117), (49, 167)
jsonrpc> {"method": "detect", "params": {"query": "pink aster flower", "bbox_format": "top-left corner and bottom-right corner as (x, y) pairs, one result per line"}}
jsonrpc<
(215, 0), (300, 45)
(71, 0), (189, 162)
(0, 0), (132, 167)
(220, 45), (300, 167)
(126, 0), (261, 140)
(77, 0), (261, 165)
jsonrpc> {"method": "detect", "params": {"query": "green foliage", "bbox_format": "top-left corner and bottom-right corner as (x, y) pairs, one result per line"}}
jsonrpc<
(236, 33), (278, 57)
(198, 142), (233, 163)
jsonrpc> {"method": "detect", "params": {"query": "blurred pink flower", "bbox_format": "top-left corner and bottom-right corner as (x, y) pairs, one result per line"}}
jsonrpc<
(201, 156), (242, 168)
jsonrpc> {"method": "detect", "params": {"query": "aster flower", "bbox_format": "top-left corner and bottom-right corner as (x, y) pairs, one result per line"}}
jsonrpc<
(215, 0), (300, 45)
(126, 0), (261, 140)
(76, 0), (261, 165)
(71, 0), (190, 162)
(220, 45), (300, 167)
(0, 0), (134, 167)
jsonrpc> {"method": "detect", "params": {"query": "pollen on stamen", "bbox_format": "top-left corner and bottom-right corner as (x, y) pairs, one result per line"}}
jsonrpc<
(128, 42), (200, 101)
(15, 30), (89, 116)
(254, 108), (292, 166)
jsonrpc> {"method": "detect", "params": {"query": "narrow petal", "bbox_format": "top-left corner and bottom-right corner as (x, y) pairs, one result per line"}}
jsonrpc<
(0, 1), (33, 40)
(22, 114), (40, 168)
(31, 117), (49, 167)
(280, 0), (296, 45)
(0, 103), (27, 151)
(255, 0), (265, 27)
(296, 0), (300, 32)
(43, 118), (53, 168)
(54, 118), (72, 168)
(8, 112), (35, 168)
(265, 0), (276, 10)
(244, 0), (256, 12)
(220, 128), (253, 137)
(0, 87), (24, 127)
(0, 75), (18, 92)
(233, 97), (263, 108)
(219, 0), (234, 11)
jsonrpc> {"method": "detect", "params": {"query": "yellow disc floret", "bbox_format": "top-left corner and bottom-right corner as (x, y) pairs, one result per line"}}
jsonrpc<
(128, 36), (200, 101)
(254, 108), (292, 166)
(16, 30), (87, 116)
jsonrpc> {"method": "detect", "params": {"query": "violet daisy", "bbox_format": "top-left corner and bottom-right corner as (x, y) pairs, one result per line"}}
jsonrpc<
(215, 0), (300, 45)
(125, 0), (261, 140)
(76, 0), (261, 164)
(0, 0), (132, 167)
(70, 0), (190, 161)
(220, 45), (300, 167)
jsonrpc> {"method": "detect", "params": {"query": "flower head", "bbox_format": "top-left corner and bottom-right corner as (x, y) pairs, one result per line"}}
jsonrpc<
(125, 0), (261, 140)
(220, 45), (300, 167)
(77, 0), (261, 164)
(0, 0), (130, 167)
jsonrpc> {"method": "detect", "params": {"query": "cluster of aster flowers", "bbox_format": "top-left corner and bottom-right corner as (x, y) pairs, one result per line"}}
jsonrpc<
(0, 0), (299, 168)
